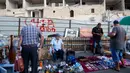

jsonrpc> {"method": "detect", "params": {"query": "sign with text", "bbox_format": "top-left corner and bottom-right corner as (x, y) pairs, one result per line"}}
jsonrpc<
(24, 18), (56, 32)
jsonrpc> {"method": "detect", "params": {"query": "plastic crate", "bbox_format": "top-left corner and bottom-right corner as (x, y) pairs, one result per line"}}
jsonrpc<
(0, 64), (14, 73)
(0, 66), (7, 73)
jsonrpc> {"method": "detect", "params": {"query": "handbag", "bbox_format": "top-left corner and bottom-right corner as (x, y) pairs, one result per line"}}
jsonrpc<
(14, 53), (24, 72)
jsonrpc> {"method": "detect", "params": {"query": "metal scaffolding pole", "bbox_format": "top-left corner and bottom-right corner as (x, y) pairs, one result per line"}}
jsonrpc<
(80, 0), (82, 6)
(44, 0), (47, 7)
(62, 0), (66, 6)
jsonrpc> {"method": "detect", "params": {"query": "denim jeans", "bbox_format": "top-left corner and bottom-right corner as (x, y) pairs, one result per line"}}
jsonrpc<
(93, 40), (102, 54)
(110, 48), (123, 62)
(93, 40), (102, 48)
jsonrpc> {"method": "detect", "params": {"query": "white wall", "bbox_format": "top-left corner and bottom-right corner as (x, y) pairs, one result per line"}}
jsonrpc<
(43, 5), (104, 20)
(124, 10), (130, 16)
(0, 10), (6, 16)
(6, 0), (16, 9)
(0, 0), (128, 21)
(0, 4), (105, 21)
(0, 9), (26, 17)
(23, 0), (31, 8)
(12, 9), (26, 17)
(44, 7), (70, 18)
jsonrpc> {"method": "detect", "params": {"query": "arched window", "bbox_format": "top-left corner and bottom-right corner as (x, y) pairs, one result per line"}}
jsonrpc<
(53, 10), (55, 13)
(91, 8), (95, 13)
(70, 10), (74, 17)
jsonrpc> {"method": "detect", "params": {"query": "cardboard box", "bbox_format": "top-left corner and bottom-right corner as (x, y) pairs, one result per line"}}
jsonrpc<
(38, 48), (51, 60)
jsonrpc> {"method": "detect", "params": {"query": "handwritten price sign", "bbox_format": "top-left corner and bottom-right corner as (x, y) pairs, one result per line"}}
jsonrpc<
(24, 18), (56, 32)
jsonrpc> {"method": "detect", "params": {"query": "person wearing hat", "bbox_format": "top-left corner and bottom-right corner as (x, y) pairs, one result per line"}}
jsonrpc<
(108, 20), (127, 71)
(50, 34), (64, 61)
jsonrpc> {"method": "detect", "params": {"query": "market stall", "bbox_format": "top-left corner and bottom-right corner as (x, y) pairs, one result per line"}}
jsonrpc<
(0, 35), (18, 73)
(78, 56), (130, 73)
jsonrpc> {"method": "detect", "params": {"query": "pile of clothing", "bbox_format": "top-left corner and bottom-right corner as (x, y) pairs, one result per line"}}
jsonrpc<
(42, 61), (83, 73)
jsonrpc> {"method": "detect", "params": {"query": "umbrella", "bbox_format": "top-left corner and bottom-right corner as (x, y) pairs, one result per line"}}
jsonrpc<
(114, 16), (130, 33)
(119, 16), (130, 25)
(119, 16), (130, 33)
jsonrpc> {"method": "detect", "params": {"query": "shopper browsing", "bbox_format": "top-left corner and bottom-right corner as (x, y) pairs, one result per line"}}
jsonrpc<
(108, 20), (127, 71)
(17, 24), (44, 73)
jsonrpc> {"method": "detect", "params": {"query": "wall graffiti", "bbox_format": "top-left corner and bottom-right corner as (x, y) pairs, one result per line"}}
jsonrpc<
(24, 18), (56, 32)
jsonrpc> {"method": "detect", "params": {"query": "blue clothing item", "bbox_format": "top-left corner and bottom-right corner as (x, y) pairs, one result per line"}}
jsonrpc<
(0, 66), (7, 73)
(110, 48), (123, 62)
(53, 52), (57, 61)
(93, 40), (102, 49)
(50, 38), (63, 51)
(21, 25), (42, 45)
(66, 55), (76, 64)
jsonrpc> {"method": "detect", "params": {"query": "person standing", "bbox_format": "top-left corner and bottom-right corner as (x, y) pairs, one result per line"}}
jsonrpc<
(17, 24), (44, 73)
(108, 20), (127, 71)
(92, 23), (104, 55)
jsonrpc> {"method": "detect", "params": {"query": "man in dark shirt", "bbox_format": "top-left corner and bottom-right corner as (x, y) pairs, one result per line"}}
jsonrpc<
(92, 23), (103, 55)
(108, 20), (127, 71)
